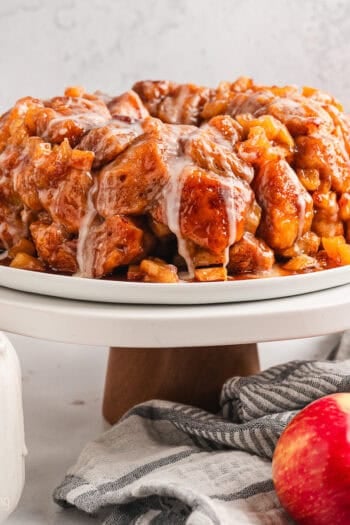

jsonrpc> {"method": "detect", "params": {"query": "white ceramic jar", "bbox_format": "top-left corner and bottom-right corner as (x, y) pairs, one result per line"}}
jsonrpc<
(0, 333), (26, 522)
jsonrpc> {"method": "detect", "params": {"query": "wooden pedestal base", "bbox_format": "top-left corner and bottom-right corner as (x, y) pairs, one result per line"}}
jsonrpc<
(103, 344), (260, 425)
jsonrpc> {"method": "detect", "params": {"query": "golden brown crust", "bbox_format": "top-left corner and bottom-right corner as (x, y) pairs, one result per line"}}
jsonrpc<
(1, 78), (350, 281)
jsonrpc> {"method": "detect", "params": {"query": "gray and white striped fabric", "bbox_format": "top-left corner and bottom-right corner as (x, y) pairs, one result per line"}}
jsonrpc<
(54, 355), (350, 524)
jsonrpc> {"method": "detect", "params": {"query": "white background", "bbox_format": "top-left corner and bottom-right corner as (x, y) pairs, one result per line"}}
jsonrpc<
(0, 0), (348, 523)
(1, 0), (350, 111)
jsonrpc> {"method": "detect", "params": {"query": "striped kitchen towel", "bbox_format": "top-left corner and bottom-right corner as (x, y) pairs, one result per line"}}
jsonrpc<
(54, 356), (350, 524)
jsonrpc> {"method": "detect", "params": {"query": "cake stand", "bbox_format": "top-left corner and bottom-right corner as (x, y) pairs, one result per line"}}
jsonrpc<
(0, 283), (349, 424)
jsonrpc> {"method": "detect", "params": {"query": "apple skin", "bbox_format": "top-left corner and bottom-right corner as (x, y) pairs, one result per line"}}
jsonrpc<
(272, 393), (350, 525)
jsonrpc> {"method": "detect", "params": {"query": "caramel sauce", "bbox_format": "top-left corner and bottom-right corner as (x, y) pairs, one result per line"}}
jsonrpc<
(0, 256), (340, 283)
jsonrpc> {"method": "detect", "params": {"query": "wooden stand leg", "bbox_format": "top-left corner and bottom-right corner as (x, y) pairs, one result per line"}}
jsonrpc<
(103, 344), (259, 425)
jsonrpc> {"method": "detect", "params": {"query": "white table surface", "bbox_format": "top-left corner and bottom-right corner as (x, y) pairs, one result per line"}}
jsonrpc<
(0, 284), (349, 347)
(0, 282), (346, 523)
(4, 332), (341, 524)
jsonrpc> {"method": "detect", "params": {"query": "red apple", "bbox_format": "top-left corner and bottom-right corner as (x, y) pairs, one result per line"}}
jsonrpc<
(272, 393), (350, 525)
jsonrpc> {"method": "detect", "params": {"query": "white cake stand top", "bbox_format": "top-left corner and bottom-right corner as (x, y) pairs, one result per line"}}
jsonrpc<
(0, 283), (348, 347)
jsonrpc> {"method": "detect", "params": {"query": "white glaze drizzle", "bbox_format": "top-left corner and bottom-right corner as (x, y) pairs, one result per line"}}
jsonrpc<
(74, 119), (146, 276)
(0, 146), (17, 191)
(289, 163), (307, 239)
(296, 193), (306, 239)
(165, 155), (195, 276)
(109, 119), (144, 133)
(0, 99), (148, 277)
(0, 146), (30, 249)
(162, 124), (238, 277)
(1, 94), (241, 279)
(99, 120), (144, 147)
(0, 222), (8, 249)
(20, 208), (31, 238)
(259, 161), (307, 242)
(223, 176), (237, 266)
(9, 142), (51, 210)
(195, 124), (238, 265)
(45, 111), (109, 138)
(161, 125), (194, 276)
(75, 175), (98, 277)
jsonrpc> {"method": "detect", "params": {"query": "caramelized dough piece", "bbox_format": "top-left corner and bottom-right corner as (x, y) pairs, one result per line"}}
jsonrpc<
(279, 231), (320, 258)
(339, 193), (350, 221)
(134, 80), (211, 125)
(304, 86), (350, 144)
(82, 215), (145, 278)
(2, 80), (350, 280)
(311, 190), (344, 238)
(302, 85), (344, 111)
(94, 116), (193, 219)
(30, 221), (77, 273)
(201, 77), (257, 119)
(0, 96), (45, 152)
(227, 91), (275, 120)
(322, 105), (350, 156)
(0, 138), (36, 247)
(0, 110), (16, 153)
(179, 167), (232, 254)
(296, 168), (321, 191)
(40, 167), (93, 234)
(226, 89), (334, 136)
(206, 114), (243, 143)
(253, 160), (313, 250)
(158, 84), (211, 125)
(313, 215), (344, 239)
(191, 247), (225, 268)
(266, 97), (334, 136)
(77, 120), (143, 168)
(13, 138), (94, 233)
(186, 116), (254, 183)
(231, 177), (257, 242)
(179, 167), (253, 254)
(0, 140), (29, 248)
(0, 203), (28, 250)
(244, 199), (261, 235)
(132, 80), (175, 115)
(25, 89), (111, 146)
(4, 137), (49, 211)
(107, 91), (149, 120)
(96, 133), (170, 217)
(295, 134), (350, 193)
(228, 233), (274, 274)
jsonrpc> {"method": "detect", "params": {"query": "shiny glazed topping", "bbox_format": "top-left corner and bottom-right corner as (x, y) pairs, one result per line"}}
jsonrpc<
(1, 78), (350, 283)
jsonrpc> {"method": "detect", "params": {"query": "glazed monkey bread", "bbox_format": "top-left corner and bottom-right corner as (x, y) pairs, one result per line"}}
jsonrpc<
(1, 77), (350, 283)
